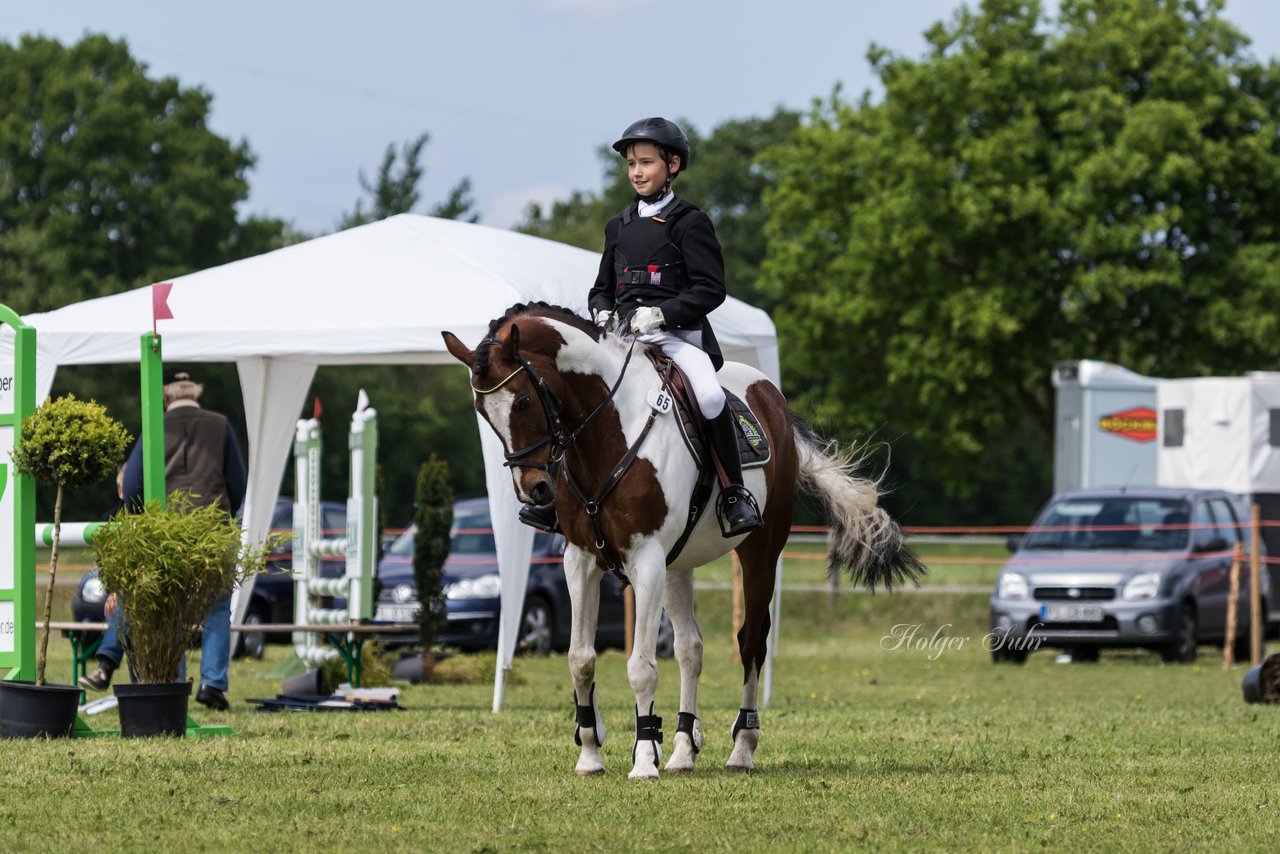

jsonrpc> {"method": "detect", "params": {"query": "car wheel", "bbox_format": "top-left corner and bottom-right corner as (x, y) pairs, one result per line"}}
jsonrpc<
(655, 612), (675, 660)
(1067, 645), (1100, 663)
(1161, 604), (1197, 664)
(236, 607), (268, 661)
(991, 647), (1027, 665)
(518, 597), (554, 657)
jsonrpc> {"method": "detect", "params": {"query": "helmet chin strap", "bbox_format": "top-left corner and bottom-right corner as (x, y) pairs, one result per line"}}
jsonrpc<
(635, 163), (677, 204)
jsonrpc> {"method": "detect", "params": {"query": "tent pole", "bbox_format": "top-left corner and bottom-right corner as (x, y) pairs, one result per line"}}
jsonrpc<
(492, 623), (508, 712)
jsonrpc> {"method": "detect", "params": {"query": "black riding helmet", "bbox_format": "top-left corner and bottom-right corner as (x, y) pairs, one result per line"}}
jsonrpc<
(612, 117), (692, 172)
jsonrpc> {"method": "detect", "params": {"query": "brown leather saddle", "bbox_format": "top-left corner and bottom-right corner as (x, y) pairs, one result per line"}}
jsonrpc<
(645, 351), (771, 471)
(645, 350), (770, 561)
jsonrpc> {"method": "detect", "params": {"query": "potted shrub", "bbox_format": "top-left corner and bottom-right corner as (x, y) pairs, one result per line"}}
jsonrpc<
(92, 493), (274, 737)
(0, 395), (130, 739)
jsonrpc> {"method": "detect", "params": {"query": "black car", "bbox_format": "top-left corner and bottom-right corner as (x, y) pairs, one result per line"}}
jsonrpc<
(377, 497), (672, 656)
(72, 498), (348, 659)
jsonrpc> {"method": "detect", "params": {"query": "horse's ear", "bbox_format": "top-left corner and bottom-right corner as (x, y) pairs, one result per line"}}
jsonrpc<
(441, 331), (475, 366)
(503, 324), (521, 359)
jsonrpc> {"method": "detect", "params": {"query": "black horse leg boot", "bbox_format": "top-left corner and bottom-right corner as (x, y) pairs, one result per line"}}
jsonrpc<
(708, 405), (762, 536)
(518, 502), (561, 534)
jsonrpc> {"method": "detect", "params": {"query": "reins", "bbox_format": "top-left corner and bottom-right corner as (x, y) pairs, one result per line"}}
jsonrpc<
(472, 328), (666, 580)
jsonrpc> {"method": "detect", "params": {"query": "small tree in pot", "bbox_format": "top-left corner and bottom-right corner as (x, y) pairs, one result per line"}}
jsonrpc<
(1, 395), (130, 738)
(12, 395), (131, 684)
(92, 493), (276, 735)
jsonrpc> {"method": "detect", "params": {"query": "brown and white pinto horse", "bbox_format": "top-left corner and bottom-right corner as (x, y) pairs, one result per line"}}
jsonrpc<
(444, 303), (924, 778)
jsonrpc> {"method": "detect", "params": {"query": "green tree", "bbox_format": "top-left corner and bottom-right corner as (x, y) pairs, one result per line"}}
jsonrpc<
(518, 109), (800, 309)
(412, 455), (453, 652)
(761, 0), (1280, 520)
(339, 132), (477, 228)
(0, 34), (288, 315)
(310, 130), (484, 513)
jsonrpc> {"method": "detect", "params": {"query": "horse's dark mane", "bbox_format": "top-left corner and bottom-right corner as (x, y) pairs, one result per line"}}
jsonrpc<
(475, 301), (600, 378)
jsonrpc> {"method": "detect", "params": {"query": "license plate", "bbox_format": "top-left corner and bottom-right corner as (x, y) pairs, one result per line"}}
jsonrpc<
(1040, 603), (1105, 622)
(375, 604), (418, 623)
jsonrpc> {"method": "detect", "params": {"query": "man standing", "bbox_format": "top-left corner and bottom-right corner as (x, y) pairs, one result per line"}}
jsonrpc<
(119, 369), (247, 711)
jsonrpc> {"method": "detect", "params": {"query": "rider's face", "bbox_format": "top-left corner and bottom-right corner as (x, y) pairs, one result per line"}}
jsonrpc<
(626, 142), (677, 197)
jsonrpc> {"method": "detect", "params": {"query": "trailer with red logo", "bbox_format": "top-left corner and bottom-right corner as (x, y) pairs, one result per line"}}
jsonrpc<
(1052, 360), (1161, 493)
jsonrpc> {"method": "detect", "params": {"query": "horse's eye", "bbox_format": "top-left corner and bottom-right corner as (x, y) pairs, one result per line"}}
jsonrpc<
(514, 396), (532, 412)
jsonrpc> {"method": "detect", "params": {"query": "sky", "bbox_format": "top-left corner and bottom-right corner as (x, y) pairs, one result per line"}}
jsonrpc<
(5, 1), (1280, 234)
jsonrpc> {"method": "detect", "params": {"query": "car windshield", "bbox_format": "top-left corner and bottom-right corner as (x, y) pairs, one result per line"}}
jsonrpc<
(1022, 497), (1191, 551)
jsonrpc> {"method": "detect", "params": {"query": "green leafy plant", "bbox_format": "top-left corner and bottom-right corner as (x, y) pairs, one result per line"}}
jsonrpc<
(320, 642), (393, 693)
(413, 455), (452, 651)
(92, 492), (276, 684)
(9, 394), (130, 685)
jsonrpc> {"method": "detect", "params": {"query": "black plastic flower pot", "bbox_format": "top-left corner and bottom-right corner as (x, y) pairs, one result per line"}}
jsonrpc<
(1242, 653), (1280, 704)
(0, 680), (81, 739)
(114, 682), (193, 738)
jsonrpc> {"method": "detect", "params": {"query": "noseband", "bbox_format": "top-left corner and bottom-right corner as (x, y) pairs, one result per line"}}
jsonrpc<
(471, 331), (657, 579)
(470, 334), (640, 475)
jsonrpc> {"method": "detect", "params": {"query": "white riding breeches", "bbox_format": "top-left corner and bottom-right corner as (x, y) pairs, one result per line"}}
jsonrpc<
(638, 330), (725, 419)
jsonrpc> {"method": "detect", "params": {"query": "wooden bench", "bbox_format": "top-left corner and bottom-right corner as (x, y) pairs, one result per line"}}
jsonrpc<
(49, 620), (420, 688)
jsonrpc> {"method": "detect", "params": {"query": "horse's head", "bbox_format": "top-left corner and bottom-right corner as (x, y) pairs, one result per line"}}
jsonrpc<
(443, 316), (569, 509)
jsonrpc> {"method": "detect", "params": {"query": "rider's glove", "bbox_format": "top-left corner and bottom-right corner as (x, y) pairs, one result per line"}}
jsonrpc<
(594, 309), (614, 330)
(630, 306), (665, 335)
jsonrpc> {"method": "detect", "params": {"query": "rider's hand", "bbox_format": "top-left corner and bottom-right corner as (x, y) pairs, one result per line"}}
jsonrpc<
(630, 306), (665, 335)
(594, 309), (614, 330)
(104, 592), (118, 618)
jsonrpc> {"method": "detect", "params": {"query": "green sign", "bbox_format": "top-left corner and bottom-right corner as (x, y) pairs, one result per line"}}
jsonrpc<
(0, 303), (36, 681)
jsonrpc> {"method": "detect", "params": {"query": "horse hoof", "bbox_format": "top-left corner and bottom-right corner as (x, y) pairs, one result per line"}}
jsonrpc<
(575, 766), (606, 777)
(628, 767), (660, 780)
(664, 763), (695, 774)
(724, 761), (753, 773)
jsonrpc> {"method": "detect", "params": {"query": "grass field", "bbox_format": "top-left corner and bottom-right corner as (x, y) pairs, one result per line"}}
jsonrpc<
(5, 548), (1280, 853)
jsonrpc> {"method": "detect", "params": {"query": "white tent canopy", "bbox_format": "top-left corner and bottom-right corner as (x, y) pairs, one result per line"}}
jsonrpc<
(4, 213), (781, 709)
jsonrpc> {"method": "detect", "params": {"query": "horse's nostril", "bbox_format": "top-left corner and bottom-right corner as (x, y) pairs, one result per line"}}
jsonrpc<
(530, 481), (552, 505)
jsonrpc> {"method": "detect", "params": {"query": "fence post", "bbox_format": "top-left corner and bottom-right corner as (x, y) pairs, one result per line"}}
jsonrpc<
(1224, 543), (1243, 669)
(1251, 504), (1263, 666)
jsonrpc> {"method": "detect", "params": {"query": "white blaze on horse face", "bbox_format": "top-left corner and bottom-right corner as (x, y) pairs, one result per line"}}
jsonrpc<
(478, 388), (530, 501)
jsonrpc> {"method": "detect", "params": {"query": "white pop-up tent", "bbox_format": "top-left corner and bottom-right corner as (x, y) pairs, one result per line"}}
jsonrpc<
(3, 213), (781, 710)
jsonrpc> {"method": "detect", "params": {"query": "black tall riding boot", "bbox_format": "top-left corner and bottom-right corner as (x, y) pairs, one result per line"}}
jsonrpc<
(518, 502), (560, 534)
(707, 405), (762, 537)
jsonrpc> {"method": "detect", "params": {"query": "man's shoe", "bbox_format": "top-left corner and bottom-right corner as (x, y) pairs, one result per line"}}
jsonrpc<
(78, 663), (116, 692)
(196, 684), (229, 711)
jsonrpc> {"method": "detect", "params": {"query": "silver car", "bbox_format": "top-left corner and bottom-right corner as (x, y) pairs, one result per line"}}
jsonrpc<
(990, 487), (1275, 664)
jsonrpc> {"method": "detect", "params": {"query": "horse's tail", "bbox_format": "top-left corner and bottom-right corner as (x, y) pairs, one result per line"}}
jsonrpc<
(792, 418), (927, 592)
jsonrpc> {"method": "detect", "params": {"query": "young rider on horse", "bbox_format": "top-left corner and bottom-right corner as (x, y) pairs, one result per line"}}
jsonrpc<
(519, 116), (763, 538)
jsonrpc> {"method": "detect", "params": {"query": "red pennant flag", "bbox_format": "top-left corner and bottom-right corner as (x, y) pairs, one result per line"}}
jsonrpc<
(152, 283), (174, 336)
(313, 398), (323, 419)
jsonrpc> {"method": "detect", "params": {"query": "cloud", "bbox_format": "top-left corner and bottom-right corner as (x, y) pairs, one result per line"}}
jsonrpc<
(485, 183), (573, 230)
